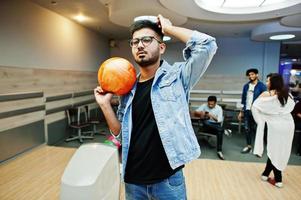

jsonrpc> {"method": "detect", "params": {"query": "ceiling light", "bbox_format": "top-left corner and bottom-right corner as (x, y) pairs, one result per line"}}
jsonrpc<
(261, 0), (286, 6)
(196, 0), (290, 10)
(223, 0), (264, 8)
(134, 16), (157, 23)
(163, 36), (171, 42)
(197, 0), (224, 7)
(74, 15), (86, 22)
(269, 34), (295, 40)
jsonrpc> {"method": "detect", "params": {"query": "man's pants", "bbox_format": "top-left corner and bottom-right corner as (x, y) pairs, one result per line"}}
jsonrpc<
(125, 169), (186, 200)
(202, 120), (224, 152)
(243, 110), (257, 146)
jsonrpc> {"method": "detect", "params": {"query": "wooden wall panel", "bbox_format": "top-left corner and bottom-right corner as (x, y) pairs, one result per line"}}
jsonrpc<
(0, 110), (45, 133)
(0, 64), (102, 161)
(0, 66), (98, 95)
(0, 97), (44, 113)
(195, 74), (247, 91)
(0, 66), (249, 95)
(0, 120), (45, 162)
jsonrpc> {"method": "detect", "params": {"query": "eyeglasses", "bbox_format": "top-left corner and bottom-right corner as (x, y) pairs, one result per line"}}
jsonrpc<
(129, 36), (162, 48)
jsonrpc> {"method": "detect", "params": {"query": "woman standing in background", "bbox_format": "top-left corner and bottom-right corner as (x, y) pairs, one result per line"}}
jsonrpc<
(252, 73), (295, 188)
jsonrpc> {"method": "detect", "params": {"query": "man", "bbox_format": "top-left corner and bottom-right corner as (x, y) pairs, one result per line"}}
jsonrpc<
(94, 15), (217, 199)
(194, 96), (225, 160)
(238, 68), (266, 154)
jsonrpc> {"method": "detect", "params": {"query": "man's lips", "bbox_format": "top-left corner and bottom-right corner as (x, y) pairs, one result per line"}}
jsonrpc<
(137, 51), (146, 56)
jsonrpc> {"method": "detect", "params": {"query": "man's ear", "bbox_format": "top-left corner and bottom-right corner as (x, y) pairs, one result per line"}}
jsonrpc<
(159, 43), (166, 54)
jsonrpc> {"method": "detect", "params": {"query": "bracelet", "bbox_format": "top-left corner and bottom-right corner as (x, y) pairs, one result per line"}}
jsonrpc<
(109, 129), (121, 139)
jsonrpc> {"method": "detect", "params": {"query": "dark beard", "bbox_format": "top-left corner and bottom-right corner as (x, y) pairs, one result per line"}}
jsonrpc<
(135, 54), (159, 68)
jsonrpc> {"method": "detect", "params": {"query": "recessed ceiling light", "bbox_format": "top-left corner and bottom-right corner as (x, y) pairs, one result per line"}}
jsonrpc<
(74, 15), (87, 22)
(163, 36), (171, 42)
(223, 0), (263, 8)
(134, 16), (158, 23)
(261, 0), (286, 6)
(269, 34), (295, 40)
(195, 0), (291, 14)
(198, 0), (287, 8)
(197, 0), (223, 7)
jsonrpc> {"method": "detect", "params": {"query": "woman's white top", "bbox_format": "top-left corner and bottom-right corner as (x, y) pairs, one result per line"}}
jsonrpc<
(252, 95), (295, 171)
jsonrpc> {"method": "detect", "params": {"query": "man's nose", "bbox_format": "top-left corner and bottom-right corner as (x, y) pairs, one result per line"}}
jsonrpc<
(137, 40), (144, 48)
(137, 42), (144, 50)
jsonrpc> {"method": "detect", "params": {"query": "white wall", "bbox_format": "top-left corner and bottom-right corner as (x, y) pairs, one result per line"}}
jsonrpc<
(163, 37), (280, 78)
(0, 1), (110, 71)
(208, 37), (280, 78)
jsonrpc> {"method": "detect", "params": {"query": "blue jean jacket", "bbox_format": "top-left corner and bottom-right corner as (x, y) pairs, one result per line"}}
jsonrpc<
(117, 31), (217, 180)
(241, 81), (267, 111)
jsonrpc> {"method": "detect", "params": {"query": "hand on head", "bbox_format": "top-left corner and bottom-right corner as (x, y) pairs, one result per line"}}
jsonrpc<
(157, 14), (172, 35)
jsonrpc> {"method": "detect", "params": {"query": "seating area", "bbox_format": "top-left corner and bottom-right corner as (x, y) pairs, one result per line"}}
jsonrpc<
(65, 103), (112, 143)
(190, 89), (243, 134)
(1, 1), (301, 199)
(189, 89), (242, 109)
(65, 107), (94, 143)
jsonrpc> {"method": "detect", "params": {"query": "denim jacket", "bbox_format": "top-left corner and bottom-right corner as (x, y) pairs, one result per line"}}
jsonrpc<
(117, 31), (217, 180)
(241, 81), (267, 111)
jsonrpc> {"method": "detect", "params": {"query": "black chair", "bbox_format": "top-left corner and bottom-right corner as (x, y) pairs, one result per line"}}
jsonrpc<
(65, 107), (94, 143)
(84, 105), (106, 136)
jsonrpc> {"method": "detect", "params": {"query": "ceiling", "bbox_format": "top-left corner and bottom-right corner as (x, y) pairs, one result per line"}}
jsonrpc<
(32, 0), (301, 41)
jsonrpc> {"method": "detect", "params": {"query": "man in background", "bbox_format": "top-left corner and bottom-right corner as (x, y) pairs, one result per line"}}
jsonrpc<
(238, 68), (267, 154)
(195, 96), (225, 160)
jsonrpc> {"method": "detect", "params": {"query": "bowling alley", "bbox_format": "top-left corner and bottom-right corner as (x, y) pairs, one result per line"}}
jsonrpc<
(1, 0), (301, 199)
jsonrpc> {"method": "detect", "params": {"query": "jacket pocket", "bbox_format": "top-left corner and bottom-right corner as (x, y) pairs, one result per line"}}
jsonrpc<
(158, 74), (180, 101)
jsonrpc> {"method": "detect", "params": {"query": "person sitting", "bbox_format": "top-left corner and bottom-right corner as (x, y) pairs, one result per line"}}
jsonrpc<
(194, 96), (225, 160)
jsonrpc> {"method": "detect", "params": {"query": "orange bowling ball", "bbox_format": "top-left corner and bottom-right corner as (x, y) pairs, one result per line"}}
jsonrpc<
(98, 57), (136, 95)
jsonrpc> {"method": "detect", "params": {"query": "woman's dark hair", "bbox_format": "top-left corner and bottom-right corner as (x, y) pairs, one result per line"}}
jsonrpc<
(130, 20), (164, 40)
(267, 73), (289, 106)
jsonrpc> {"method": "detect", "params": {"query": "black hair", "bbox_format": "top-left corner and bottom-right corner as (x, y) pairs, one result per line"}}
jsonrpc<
(130, 20), (164, 40)
(267, 73), (289, 106)
(246, 68), (259, 76)
(207, 96), (217, 102)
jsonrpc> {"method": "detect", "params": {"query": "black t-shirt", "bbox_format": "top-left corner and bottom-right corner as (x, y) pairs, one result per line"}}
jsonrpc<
(124, 77), (182, 184)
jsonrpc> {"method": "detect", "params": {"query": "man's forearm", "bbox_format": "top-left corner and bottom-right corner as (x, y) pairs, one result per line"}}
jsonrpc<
(211, 115), (218, 122)
(99, 103), (121, 136)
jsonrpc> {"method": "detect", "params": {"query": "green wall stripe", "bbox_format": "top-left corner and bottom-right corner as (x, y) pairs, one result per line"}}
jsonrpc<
(46, 93), (72, 102)
(0, 92), (43, 102)
(73, 90), (93, 97)
(0, 105), (45, 119)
